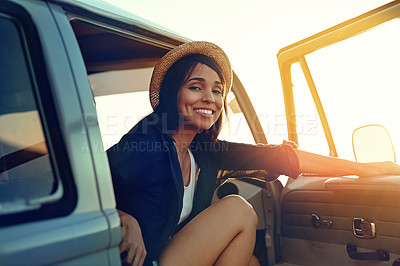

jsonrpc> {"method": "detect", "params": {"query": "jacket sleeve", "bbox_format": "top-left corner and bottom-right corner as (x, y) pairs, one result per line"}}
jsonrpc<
(211, 140), (300, 179)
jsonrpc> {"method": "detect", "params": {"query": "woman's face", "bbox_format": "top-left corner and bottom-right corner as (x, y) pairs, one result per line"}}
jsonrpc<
(177, 63), (224, 132)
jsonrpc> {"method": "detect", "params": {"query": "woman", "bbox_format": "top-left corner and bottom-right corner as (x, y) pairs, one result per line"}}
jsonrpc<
(107, 41), (400, 266)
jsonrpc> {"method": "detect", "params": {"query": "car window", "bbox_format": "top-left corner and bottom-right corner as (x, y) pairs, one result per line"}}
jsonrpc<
(219, 92), (255, 144)
(291, 62), (330, 155)
(291, 18), (400, 160)
(90, 71), (256, 148)
(89, 68), (154, 149)
(0, 14), (73, 225)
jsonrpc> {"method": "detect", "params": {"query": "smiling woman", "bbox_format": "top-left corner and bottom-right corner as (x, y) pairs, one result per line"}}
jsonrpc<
(106, 41), (301, 266)
(155, 53), (227, 141)
(176, 63), (224, 133)
(105, 39), (400, 266)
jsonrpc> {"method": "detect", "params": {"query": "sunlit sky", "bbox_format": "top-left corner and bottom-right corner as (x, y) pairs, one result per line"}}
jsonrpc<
(100, 0), (395, 159)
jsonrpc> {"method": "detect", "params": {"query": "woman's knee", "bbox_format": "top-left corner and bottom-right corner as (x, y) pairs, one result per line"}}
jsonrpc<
(219, 195), (258, 227)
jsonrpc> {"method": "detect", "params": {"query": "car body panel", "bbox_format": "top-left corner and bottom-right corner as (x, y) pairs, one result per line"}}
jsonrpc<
(0, 1), (116, 264)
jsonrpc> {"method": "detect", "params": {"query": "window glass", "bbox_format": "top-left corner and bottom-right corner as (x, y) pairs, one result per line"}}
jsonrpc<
(219, 92), (255, 144)
(291, 62), (330, 155)
(304, 19), (400, 160)
(0, 16), (59, 214)
(89, 69), (154, 149)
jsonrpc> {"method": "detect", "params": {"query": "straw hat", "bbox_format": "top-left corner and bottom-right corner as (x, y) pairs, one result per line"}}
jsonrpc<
(149, 41), (232, 110)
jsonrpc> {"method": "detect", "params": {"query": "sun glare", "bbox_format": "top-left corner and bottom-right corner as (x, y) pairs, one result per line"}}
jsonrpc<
(97, 0), (397, 161)
(293, 18), (400, 160)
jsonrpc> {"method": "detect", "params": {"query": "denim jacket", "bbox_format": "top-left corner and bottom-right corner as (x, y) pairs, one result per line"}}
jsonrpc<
(107, 113), (299, 265)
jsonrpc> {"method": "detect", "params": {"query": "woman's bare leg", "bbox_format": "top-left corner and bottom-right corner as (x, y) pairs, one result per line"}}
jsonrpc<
(159, 195), (258, 266)
(249, 255), (260, 266)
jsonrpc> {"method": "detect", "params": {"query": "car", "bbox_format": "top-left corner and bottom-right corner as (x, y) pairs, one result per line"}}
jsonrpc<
(0, 0), (399, 265)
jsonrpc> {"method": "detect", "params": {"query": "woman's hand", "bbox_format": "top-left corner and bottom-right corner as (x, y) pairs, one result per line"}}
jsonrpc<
(118, 210), (147, 266)
(358, 161), (400, 177)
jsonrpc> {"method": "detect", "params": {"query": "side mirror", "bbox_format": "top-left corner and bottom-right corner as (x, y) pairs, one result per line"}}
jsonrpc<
(352, 124), (396, 163)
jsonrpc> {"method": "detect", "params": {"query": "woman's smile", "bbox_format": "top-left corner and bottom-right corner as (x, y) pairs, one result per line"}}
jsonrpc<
(177, 63), (224, 132)
(194, 108), (214, 116)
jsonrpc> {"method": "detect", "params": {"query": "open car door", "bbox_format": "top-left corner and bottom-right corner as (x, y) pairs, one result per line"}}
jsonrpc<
(277, 1), (400, 265)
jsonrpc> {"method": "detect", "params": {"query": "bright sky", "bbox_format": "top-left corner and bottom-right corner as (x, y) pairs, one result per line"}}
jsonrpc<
(101, 0), (395, 159)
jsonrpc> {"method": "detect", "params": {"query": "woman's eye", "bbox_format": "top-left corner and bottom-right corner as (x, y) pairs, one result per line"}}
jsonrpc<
(189, 86), (200, 90)
(213, 89), (222, 94)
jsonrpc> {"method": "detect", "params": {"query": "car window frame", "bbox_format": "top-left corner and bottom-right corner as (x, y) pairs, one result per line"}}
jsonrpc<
(277, 1), (400, 157)
(0, 1), (77, 227)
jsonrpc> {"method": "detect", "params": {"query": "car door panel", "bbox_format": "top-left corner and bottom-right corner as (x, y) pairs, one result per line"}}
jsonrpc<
(280, 176), (400, 265)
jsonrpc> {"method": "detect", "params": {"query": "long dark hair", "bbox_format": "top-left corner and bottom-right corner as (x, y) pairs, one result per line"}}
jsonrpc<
(154, 54), (228, 142)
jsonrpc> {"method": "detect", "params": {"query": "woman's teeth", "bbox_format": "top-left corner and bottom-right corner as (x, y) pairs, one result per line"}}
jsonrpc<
(195, 109), (213, 115)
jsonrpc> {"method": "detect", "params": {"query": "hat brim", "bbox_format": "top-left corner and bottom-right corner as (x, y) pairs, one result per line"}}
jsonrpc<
(149, 41), (232, 110)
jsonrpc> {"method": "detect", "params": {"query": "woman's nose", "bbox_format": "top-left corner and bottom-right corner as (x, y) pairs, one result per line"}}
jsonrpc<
(202, 88), (215, 103)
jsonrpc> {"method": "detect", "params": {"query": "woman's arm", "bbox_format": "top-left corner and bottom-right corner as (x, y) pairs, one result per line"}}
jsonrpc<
(295, 149), (400, 177)
(210, 140), (300, 179)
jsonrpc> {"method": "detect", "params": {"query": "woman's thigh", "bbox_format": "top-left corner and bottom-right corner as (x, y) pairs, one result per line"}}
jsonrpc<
(159, 195), (258, 266)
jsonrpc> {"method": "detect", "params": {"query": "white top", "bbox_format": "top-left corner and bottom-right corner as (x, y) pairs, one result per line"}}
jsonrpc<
(178, 150), (197, 225)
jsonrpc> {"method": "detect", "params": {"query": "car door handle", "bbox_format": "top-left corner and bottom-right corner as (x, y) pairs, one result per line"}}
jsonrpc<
(346, 244), (390, 261)
(311, 214), (332, 228)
